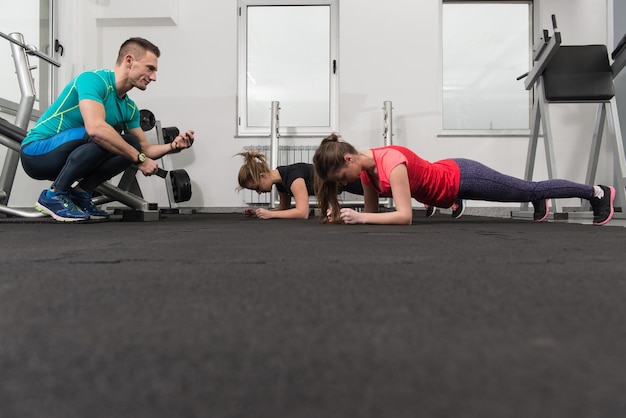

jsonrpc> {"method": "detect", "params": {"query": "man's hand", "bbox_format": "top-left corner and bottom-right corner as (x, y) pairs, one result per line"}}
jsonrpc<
(171, 130), (195, 151)
(137, 157), (159, 176)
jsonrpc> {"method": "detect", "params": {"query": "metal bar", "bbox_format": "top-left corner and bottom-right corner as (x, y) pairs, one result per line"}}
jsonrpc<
(382, 101), (394, 209)
(0, 133), (21, 153)
(95, 182), (154, 212)
(383, 101), (393, 146)
(532, 29), (550, 61)
(0, 97), (42, 120)
(0, 31), (58, 211)
(0, 33), (37, 204)
(155, 120), (178, 209)
(584, 103), (606, 194)
(9, 33), (37, 129)
(612, 47), (626, 78)
(0, 204), (46, 218)
(520, 87), (541, 211)
(519, 78), (561, 214)
(0, 30), (60, 67)
(580, 100), (626, 212)
(524, 31), (561, 90)
(538, 82), (562, 213)
(606, 100), (626, 209)
(269, 101), (280, 209)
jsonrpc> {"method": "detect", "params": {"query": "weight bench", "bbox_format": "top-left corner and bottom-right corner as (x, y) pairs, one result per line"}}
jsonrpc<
(512, 15), (626, 220)
(0, 117), (45, 217)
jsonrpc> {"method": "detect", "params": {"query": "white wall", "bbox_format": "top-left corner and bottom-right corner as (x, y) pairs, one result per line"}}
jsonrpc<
(1, 0), (616, 210)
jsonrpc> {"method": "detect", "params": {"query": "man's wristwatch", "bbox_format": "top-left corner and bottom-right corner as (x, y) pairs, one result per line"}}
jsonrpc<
(136, 152), (146, 164)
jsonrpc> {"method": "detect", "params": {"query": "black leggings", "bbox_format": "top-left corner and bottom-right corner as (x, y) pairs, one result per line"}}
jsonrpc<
(454, 158), (595, 202)
(21, 127), (140, 193)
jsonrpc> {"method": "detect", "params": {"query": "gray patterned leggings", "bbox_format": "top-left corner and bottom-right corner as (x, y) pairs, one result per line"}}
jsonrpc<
(454, 158), (594, 203)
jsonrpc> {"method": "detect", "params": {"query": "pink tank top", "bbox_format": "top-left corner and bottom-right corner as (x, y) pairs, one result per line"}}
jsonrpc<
(360, 146), (460, 207)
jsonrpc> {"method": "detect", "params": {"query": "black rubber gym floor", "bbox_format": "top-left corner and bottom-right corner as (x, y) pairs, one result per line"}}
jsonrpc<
(1, 212), (625, 418)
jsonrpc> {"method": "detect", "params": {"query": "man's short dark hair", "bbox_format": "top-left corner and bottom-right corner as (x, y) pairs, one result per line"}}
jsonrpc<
(116, 37), (161, 65)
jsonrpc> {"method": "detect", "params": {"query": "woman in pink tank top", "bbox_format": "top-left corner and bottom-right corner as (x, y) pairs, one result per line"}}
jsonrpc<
(313, 134), (615, 226)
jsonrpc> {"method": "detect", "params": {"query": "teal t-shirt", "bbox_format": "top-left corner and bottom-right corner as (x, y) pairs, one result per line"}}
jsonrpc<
(22, 69), (141, 146)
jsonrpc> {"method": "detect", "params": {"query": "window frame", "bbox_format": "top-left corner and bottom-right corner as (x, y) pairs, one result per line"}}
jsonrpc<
(439, 0), (533, 137)
(236, 0), (339, 137)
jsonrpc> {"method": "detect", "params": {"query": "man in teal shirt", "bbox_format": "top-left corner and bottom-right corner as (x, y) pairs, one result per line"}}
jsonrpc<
(21, 37), (195, 221)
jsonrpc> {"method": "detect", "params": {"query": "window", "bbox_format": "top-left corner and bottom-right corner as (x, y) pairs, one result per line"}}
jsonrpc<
(237, 0), (339, 136)
(0, 0), (56, 117)
(442, 1), (532, 134)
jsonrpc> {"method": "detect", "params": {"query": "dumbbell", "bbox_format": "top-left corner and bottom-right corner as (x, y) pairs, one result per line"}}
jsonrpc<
(138, 110), (191, 202)
(155, 168), (192, 203)
(161, 126), (179, 143)
(140, 109), (156, 131)
(139, 109), (181, 148)
(115, 109), (155, 133)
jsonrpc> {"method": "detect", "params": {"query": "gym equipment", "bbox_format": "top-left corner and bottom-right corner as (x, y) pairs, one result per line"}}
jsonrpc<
(100, 110), (192, 215)
(612, 33), (626, 76)
(152, 119), (192, 206)
(0, 31), (58, 218)
(512, 15), (626, 221)
(269, 101), (280, 209)
(168, 169), (192, 204)
(140, 111), (191, 203)
(155, 168), (192, 203)
(382, 101), (394, 209)
(139, 109), (181, 148)
(139, 109), (156, 131)
(161, 126), (180, 145)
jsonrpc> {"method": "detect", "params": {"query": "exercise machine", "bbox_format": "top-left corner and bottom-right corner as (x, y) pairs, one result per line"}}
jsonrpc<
(512, 16), (626, 221)
(0, 31), (58, 218)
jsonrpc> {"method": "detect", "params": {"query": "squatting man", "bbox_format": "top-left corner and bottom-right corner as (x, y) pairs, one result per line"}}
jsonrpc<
(20, 37), (195, 222)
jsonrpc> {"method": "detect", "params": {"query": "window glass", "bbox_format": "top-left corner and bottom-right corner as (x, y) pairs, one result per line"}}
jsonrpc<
(238, 0), (338, 136)
(442, 1), (531, 132)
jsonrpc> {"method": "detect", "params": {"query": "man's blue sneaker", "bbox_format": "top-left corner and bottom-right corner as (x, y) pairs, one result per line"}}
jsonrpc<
(35, 189), (90, 222)
(70, 189), (110, 220)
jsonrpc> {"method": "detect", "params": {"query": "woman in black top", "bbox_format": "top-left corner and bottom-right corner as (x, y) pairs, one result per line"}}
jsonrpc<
(236, 150), (363, 219)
